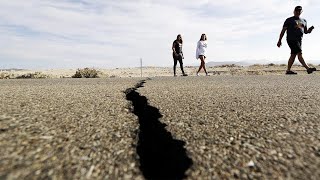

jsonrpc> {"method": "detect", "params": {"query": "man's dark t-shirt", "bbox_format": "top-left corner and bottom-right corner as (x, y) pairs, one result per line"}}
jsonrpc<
(283, 16), (307, 41)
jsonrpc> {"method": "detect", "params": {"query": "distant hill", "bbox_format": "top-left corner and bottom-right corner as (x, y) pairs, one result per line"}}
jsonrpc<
(0, 68), (26, 71)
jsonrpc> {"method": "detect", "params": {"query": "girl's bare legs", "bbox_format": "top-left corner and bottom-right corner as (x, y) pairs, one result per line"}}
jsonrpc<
(200, 55), (208, 75)
(197, 56), (203, 74)
(197, 63), (202, 74)
(197, 55), (208, 75)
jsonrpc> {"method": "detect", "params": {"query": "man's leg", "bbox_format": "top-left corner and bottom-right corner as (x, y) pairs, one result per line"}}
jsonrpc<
(298, 53), (317, 74)
(297, 53), (310, 69)
(287, 54), (297, 71)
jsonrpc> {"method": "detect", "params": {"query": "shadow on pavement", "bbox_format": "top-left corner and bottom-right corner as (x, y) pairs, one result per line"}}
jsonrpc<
(124, 80), (193, 180)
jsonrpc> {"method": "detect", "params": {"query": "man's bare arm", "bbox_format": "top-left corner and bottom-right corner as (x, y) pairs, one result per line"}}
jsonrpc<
(305, 26), (314, 34)
(277, 27), (287, 47)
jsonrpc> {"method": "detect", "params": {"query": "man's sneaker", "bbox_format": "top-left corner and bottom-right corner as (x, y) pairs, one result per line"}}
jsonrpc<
(307, 67), (317, 74)
(286, 70), (297, 75)
(182, 73), (188, 76)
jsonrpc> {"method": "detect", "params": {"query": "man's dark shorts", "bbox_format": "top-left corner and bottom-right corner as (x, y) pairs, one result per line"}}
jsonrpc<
(287, 40), (302, 54)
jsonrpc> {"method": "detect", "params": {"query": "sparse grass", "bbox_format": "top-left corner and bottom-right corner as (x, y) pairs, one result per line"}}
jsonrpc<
(185, 66), (196, 68)
(293, 64), (303, 67)
(216, 64), (241, 68)
(246, 70), (265, 75)
(250, 64), (263, 67)
(72, 68), (100, 78)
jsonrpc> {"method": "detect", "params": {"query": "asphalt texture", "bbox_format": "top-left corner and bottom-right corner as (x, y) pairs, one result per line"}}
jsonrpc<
(1, 75), (320, 179)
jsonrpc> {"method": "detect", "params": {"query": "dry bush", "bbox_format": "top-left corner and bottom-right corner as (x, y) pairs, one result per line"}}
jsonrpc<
(268, 63), (276, 66)
(16, 72), (49, 79)
(0, 72), (14, 79)
(72, 68), (99, 78)
(280, 64), (287, 66)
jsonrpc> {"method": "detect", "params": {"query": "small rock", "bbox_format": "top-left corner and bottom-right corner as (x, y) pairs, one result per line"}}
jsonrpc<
(247, 160), (255, 167)
(269, 150), (277, 155)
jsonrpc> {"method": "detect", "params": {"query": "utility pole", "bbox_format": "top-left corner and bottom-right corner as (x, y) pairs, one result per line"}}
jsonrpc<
(140, 58), (142, 77)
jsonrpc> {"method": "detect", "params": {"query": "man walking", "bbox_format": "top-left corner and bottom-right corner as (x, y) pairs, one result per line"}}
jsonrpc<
(277, 6), (316, 74)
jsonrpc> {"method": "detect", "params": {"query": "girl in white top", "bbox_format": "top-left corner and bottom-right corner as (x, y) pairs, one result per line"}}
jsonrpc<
(196, 34), (208, 76)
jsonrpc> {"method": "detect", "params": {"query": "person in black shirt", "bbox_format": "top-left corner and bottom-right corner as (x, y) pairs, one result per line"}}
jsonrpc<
(172, 34), (187, 76)
(277, 6), (316, 74)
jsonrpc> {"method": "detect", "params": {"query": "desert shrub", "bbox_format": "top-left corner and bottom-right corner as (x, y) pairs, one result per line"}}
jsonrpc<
(0, 72), (14, 79)
(72, 68), (99, 78)
(16, 72), (49, 79)
(268, 63), (275, 66)
(280, 64), (287, 66)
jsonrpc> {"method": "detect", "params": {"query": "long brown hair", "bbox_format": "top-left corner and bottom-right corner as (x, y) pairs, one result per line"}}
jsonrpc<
(176, 34), (183, 44)
(200, 34), (207, 41)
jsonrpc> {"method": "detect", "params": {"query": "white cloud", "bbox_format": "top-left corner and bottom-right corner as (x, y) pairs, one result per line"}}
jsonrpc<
(0, 0), (320, 69)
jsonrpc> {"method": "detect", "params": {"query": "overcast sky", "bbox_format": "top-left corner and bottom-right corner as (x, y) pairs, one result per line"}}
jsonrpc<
(1, 0), (319, 69)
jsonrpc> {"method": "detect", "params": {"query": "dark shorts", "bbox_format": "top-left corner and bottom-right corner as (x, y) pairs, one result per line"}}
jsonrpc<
(287, 40), (302, 54)
(198, 55), (206, 59)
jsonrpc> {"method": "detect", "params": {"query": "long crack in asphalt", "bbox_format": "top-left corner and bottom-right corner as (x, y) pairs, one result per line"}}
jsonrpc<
(124, 79), (193, 180)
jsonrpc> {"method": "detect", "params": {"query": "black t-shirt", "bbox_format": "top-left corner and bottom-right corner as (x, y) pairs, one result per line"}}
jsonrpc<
(173, 40), (182, 53)
(283, 16), (307, 41)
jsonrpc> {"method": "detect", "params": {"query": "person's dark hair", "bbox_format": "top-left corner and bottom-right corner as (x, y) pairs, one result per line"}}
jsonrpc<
(294, 6), (302, 12)
(200, 34), (207, 41)
(176, 34), (183, 44)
